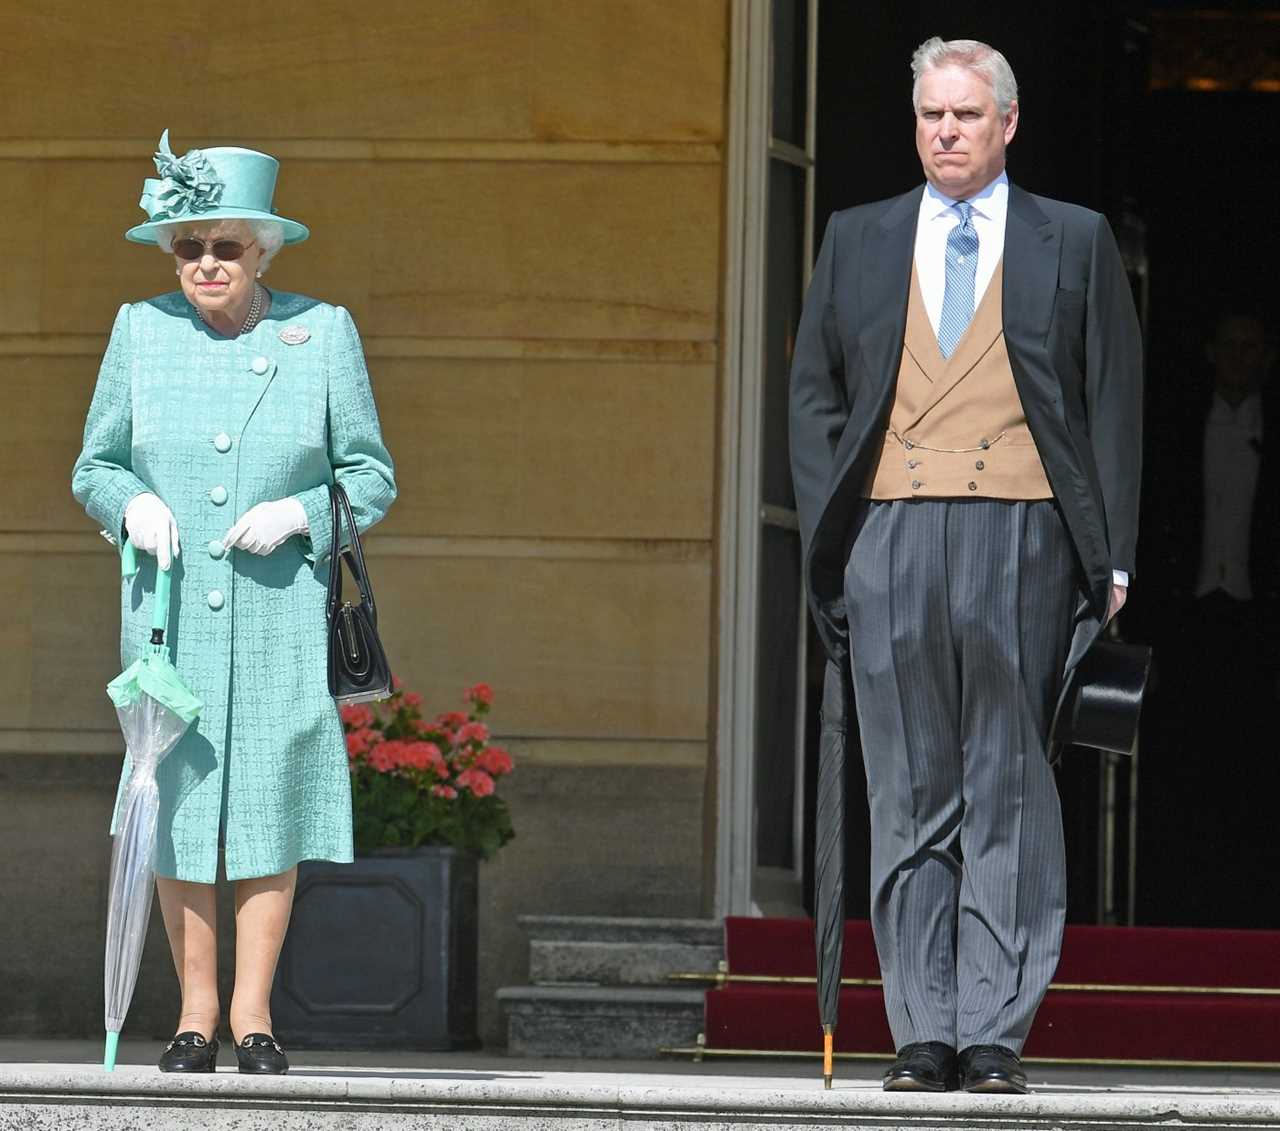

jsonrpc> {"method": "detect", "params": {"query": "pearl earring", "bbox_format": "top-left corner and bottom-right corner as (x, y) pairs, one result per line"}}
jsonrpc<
(175, 268), (181, 276)
(256, 270), (263, 279)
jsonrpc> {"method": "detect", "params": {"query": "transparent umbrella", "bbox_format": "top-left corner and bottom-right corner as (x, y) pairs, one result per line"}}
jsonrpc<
(102, 541), (201, 1071)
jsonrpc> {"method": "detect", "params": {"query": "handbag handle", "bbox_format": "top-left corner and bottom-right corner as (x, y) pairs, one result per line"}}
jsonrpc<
(326, 483), (377, 626)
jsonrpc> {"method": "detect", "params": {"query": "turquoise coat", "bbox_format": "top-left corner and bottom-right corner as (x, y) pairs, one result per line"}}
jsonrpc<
(72, 292), (396, 883)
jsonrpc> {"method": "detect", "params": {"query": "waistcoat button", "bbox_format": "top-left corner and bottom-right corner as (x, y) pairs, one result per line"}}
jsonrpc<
(207, 589), (225, 610)
(968, 481), (978, 491)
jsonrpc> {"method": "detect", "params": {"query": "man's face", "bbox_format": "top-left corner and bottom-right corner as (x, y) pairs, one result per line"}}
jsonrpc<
(1208, 316), (1274, 395)
(914, 64), (1017, 201)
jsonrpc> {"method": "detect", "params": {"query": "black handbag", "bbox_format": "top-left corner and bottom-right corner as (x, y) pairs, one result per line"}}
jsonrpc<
(326, 482), (393, 705)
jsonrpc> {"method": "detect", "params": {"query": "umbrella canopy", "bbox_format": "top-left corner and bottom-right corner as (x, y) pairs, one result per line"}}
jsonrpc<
(102, 542), (201, 1071)
(814, 658), (849, 1089)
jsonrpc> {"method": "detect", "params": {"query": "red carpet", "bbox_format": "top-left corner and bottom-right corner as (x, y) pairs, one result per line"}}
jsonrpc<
(702, 918), (1280, 1063)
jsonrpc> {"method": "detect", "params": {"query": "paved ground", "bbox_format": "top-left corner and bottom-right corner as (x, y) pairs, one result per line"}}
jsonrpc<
(6, 1041), (1280, 1130)
(5, 1037), (1280, 1090)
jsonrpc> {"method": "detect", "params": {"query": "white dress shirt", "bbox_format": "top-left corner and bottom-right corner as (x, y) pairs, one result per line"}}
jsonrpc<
(1195, 391), (1263, 600)
(912, 171), (1129, 590)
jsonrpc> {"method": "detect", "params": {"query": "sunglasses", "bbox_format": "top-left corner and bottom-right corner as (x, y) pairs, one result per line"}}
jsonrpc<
(173, 237), (257, 262)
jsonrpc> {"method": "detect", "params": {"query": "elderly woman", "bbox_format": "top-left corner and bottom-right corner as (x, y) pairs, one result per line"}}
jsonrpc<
(71, 132), (395, 1074)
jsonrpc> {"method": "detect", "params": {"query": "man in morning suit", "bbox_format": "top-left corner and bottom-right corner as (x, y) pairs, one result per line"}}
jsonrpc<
(789, 38), (1142, 1094)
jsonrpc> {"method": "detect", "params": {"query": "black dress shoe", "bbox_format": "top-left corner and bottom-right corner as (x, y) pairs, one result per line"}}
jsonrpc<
(234, 1033), (289, 1075)
(158, 1031), (218, 1073)
(882, 1041), (958, 1092)
(958, 1044), (1028, 1094)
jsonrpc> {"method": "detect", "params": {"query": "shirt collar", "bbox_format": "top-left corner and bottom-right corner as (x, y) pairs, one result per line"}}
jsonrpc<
(923, 171), (1009, 221)
(1210, 389), (1263, 421)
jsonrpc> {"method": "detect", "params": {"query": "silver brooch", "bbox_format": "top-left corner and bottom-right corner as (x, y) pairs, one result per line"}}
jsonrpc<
(279, 325), (311, 345)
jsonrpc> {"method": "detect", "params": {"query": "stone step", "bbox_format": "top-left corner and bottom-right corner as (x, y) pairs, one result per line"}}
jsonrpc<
(6, 1062), (1280, 1129)
(497, 985), (705, 1058)
(520, 915), (722, 987)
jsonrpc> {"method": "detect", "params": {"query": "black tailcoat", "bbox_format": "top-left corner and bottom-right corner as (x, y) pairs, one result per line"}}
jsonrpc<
(790, 182), (1144, 680)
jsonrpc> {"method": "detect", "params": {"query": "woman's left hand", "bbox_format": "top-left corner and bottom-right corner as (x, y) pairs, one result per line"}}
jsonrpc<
(223, 498), (310, 555)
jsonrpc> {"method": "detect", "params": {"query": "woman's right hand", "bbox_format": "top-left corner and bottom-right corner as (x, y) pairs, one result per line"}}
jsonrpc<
(124, 493), (181, 570)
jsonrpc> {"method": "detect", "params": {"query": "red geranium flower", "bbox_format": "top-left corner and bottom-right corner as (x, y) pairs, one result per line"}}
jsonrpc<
(340, 704), (375, 729)
(479, 746), (514, 776)
(456, 721), (490, 746)
(345, 727), (377, 757)
(458, 767), (496, 797)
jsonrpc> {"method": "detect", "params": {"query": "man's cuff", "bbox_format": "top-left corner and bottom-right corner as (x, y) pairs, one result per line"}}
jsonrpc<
(1112, 569), (1129, 588)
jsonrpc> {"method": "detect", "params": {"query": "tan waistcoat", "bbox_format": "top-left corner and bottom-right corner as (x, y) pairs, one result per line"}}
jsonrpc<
(866, 259), (1053, 500)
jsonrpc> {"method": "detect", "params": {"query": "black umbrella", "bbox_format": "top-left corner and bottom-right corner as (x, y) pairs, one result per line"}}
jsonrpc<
(813, 658), (849, 1089)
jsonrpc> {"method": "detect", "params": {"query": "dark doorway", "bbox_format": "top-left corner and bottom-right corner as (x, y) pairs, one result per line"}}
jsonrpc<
(805, 2), (1279, 929)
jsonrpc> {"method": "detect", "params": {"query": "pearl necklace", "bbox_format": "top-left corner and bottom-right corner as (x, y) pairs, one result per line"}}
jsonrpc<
(195, 283), (264, 336)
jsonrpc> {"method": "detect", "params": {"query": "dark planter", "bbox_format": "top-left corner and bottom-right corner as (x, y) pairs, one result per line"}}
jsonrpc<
(271, 846), (480, 1050)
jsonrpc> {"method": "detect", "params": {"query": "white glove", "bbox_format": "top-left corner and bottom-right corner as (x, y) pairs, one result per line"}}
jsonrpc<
(124, 492), (180, 570)
(223, 497), (310, 556)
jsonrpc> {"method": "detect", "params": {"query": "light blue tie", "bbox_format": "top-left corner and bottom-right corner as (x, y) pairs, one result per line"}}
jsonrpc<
(937, 201), (978, 359)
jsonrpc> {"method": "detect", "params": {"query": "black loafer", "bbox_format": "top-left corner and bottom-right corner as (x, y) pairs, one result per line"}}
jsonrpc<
(882, 1041), (958, 1091)
(158, 1031), (218, 1073)
(958, 1044), (1028, 1093)
(234, 1032), (289, 1075)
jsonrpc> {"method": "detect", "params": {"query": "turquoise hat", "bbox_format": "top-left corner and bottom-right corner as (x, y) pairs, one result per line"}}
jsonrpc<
(125, 129), (309, 245)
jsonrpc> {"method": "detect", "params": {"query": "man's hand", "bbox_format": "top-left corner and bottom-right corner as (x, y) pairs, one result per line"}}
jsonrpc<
(1106, 583), (1128, 624)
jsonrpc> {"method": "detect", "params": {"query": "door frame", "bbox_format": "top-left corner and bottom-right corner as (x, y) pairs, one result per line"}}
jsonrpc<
(715, 0), (819, 917)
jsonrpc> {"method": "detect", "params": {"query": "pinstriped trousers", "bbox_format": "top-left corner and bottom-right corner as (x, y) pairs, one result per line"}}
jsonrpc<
(844, 498), (1077, 1052)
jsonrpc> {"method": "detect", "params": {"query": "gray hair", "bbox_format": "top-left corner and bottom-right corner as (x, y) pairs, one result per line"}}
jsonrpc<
(911, 37), (1018, 116)
(155, 218), (286, 273)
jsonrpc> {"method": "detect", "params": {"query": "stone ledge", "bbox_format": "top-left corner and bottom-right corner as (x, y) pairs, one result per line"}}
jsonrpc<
(529, 939), (721, 986)
(498, 986), (707, 1008)
(497, 986), (705, 1059)
(518, 916), (723, 945)
(4, 1063), (1280, 1130)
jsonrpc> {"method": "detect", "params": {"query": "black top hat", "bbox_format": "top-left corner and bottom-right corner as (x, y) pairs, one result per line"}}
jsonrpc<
(1051, 640), (1153, 756)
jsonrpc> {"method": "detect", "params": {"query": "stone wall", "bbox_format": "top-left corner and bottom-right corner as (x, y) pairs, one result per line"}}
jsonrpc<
(0, 0), (729, 1046)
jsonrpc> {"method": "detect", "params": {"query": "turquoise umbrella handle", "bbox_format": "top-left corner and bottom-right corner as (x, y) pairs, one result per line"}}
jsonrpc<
(120, 540), (172, 637)
(152, 564), (171, 636)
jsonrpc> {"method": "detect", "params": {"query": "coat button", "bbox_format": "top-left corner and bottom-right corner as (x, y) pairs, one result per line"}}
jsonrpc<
(251, 356), (269, 375)
(907, 459), (919, 469)
(968, 481), (978, 491)
(213, 432), (232, 453)
(208, 539), (225, 560)
(209, 485), (228, 505)
(911, 479), (921, 490)
(904, 439), (914, 450)
(975, 460), (985, 470)
(207, 589), (225, 610)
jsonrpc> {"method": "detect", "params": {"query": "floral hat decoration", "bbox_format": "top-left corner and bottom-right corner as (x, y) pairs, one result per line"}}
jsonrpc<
(125, 129), (309, 246)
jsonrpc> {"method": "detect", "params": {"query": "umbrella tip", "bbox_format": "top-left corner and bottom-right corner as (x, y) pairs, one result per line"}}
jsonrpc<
(822, 1025), (834, 1089)
(104, 1030), (119, 1072)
